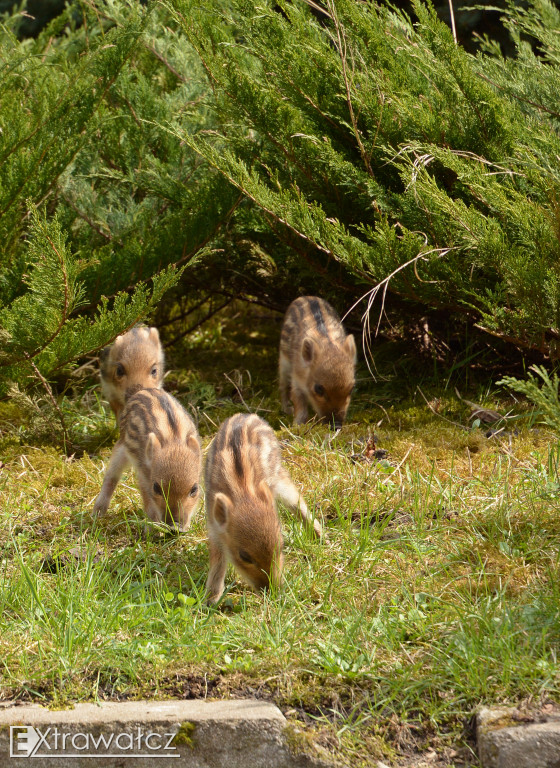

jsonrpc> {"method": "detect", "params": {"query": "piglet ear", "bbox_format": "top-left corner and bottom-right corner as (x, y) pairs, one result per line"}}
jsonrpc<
(145, 432), (161, 464)
(149, 327), (160, 344)
(186, 433), (200, 453)
(112, 333), (125, 350)
(213, 493), (231, 529)
(344, 333), (357, 363)
(301, 337), (315, 365)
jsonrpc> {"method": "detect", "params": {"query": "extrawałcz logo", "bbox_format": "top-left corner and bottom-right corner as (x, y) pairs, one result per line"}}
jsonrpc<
(9, 726), (180, 758)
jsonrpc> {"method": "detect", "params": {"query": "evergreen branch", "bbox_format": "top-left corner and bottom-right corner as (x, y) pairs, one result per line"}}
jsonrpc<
(146, 43), (187, 83)
(172, 133), (334, 256)
(1, 214), (77, 368)
(0, 26), (143, 219)
(285, 77), (346, 137)
(477, 72), (560, 120)
(60, 193), (115, 243)
(164, 4), (222, 95)
(326, 0), (373, 178)
(500, 365), (560, 433)
(164, 298), (233, 349)
(0, 54), (97, 167)
(174, 194), (243, 269)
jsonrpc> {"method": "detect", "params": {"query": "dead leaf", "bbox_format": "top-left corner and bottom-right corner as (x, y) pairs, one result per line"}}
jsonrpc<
(351, 434), (389, 464)
(363, 434), (376, 459)
(68, 546), (102, 563)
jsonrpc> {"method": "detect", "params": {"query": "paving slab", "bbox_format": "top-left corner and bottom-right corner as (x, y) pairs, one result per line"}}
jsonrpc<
(0, 699), (335, 767)
(477, 705), (560, 768)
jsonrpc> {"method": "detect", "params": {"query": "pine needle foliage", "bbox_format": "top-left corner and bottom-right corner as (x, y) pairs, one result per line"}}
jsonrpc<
(0, 0), (234, 396)
(500, 366), (560, 435)
(165, 0), (560, 357)
(0, 206), (184, 395)
(4, 0), (560, 403)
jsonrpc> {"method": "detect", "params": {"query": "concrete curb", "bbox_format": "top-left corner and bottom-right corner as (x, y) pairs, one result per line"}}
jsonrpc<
(0, 699), (335, 767)
(477, 705), (560, 767)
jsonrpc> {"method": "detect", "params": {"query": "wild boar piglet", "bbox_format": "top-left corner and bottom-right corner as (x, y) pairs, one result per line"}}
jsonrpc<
(279, 296), (356, 429)
(205, 413), (321, 604)
(100, 325), (165, 420)
(93, 389), (201, 531)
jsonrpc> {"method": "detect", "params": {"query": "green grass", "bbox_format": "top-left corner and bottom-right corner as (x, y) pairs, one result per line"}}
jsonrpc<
(1, 305), (559, 766)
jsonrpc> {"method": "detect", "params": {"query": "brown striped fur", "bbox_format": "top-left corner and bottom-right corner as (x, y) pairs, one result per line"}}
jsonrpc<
(93, 389), (201, 531)
(279, 297), (356, 428)
(205, 413), (321, 604)
(100, 326), (164, 420)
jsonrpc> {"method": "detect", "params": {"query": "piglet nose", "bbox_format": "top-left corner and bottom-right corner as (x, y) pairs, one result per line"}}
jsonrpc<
(330, 415), (343, 430)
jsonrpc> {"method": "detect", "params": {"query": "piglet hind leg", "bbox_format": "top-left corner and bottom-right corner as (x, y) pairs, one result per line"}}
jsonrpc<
(206, 538), (228, 604)
(272, 471), (323, 538)
(93, 441), (130, 516)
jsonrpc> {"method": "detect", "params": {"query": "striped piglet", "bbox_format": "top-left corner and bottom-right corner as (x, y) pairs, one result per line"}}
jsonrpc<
(93, 388), (201, 531)
(204, 413), (321, 603)
(279, 296), (356, 428)
(100, 325), (165, 421)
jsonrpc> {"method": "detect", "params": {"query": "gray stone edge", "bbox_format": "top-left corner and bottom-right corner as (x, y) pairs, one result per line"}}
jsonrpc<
(0, 699), (336, 767)
(0, 698), (286, 726)
(477, 705), (560, 768)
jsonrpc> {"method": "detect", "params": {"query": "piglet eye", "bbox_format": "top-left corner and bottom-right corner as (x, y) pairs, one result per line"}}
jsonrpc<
(153, 482), (163, 496)
(189, 483), (198, 497)
(151, 366), (158, 377)
(115, 363), (125, 378)
(314, 384), (325, 397)
(239, 550), (253, 565)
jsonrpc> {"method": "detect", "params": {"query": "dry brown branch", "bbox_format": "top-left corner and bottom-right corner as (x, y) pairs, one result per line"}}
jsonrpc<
(448, 0), (458, 44)
(326, 0), (373, 178)
(163, 299), (232, 349)
(24, 353), (72, 451)
(60, 193), (115, 243)
(342, 246), (458, 376)
(417, 386), (469, 431)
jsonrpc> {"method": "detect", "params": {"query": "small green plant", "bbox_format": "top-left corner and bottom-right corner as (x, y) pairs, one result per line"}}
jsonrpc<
(500, 366), (560, 434)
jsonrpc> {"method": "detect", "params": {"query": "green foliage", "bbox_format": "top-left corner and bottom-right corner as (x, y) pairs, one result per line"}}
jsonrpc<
(0, 0), (234, 397)
(4, 0), (560, 403)
(500, 366), (560, 434)
(0, 206), (186, 395)
(165, 0), (560, 357)
(1, 208), (86, 363)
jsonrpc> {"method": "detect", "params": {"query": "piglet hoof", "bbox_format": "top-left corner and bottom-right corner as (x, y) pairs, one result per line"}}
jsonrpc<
(92, 498), (108, 518)
(206, 594), (221, 606)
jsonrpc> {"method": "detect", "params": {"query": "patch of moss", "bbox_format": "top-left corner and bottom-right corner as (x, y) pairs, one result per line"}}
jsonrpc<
(283, 723), (317, 757)
(172, 721), (196, 748)
(46, 701), (76, 711)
